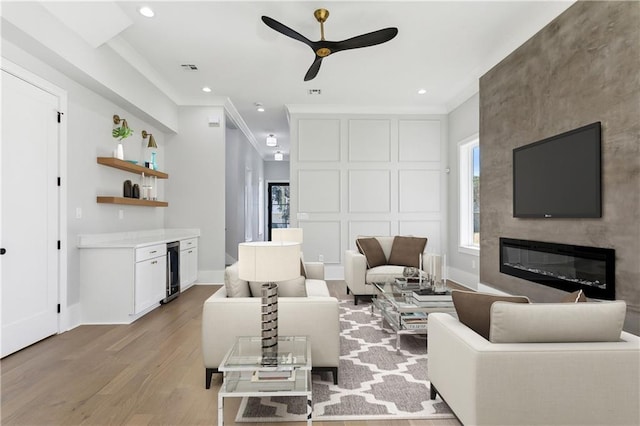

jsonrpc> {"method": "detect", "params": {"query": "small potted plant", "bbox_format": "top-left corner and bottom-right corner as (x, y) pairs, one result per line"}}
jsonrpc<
(112, 114), (134, 160)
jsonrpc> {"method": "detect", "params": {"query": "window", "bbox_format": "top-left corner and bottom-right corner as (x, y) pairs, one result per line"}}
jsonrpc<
(459, 136), (480, 254)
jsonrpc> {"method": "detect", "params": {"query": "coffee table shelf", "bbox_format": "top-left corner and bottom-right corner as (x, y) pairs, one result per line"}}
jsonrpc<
(372, 282), (455, 351)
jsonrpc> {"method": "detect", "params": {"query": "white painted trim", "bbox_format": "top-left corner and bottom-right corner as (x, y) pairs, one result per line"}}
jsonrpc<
(458, 134), (479, 252)
(286, 104), (447, 115)
(458, 245), (480, 256)
(447, 266), (479, 290)
(477, 282), (512, 296)
(1, 58), (70, 334)
(198, 270), (224, 285)
(446, 85), (480, 113)
(224, 97), (259, 157)
(65, 303), (82, 331)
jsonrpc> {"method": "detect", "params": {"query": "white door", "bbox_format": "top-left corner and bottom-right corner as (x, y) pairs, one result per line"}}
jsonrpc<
(1, 70), (60, 357)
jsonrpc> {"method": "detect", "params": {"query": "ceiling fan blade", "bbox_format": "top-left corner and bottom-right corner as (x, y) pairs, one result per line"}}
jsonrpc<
(304, 56), (323, 81)
(262, 16), (313, 47)
(330, 27), (398, 53)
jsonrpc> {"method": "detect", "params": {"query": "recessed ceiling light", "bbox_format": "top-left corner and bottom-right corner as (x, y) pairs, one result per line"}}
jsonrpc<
(418, 88), (427, 95)
(255, 102), (265, 112)
(202, 87), (212, 93)
(139, 6), (154, 18)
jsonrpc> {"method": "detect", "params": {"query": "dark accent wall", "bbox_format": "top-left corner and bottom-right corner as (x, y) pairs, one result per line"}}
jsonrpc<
(479, 1), (640, 333)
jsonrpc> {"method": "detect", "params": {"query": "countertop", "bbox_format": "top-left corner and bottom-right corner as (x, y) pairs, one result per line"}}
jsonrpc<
(77, 229), (200, 249)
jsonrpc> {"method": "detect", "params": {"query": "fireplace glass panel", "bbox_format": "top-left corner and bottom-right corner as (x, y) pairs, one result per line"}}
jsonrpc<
(499, 238), (615, 300)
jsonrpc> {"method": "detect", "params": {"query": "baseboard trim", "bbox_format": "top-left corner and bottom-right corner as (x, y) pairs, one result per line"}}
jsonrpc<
(63, 302), (82, 331)
(447, 267), (479, 290)
(197, 270), (224, 284)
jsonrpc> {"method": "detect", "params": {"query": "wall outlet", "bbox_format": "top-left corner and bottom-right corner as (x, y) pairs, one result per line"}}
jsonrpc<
(118, 209), (124, 220)
(318, 254), (324, 262)
(75, 207), (82, 219)
(471, 259), (477, 269)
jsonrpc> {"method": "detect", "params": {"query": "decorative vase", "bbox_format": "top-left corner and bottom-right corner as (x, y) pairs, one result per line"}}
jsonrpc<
(151, 152), (157, 171)
(116, 143), (124, 160)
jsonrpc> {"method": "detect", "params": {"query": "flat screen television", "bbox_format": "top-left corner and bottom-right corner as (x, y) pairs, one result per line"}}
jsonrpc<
(513, 122), (601, 218)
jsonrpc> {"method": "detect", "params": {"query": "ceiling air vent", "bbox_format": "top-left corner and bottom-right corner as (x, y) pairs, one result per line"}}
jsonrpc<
(308, 89), (322, 95)
(180, 64), (198, 71)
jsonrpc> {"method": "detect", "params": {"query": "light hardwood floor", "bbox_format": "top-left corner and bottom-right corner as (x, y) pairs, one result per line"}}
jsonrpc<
(1, 282), (461, 426)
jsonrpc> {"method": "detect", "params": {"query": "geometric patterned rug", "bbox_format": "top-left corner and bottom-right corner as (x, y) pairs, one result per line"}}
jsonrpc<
(235, 297), (455, 422)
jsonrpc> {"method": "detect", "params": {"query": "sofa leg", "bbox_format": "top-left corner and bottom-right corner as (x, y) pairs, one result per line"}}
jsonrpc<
(430, 383), (438, 400)
(354, 295), (358, 305)
(346, 286), (350, 295)
(205, 368), (218, 389)
(313, 367), (339, 385)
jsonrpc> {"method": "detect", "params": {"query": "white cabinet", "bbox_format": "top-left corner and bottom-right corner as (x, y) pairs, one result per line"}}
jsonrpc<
(78, 230), (199, 324)
(134, 244), (167, 314)
(180, 238), (198, 291)
(79, 244), (167, 324)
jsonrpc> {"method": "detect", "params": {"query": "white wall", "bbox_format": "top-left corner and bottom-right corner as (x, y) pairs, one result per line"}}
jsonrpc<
(447, 93), (480, 288)
(1, 42), (166, 314)
(264, 161), (289, 182)
(164, 106), (226, 283)
(289, 112), (448, 279)
(225, 127), (265, 263)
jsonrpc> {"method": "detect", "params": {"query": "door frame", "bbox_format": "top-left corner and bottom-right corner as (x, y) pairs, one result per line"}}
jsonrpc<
(266, 181), (290, 241)
(1, 58), (69, 333)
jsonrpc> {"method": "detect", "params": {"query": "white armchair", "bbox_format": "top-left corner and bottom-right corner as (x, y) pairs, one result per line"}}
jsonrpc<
(344, 236), (439, 304)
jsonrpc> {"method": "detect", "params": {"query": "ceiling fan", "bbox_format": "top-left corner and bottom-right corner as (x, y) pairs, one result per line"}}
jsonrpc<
(262, 9), (398, 81)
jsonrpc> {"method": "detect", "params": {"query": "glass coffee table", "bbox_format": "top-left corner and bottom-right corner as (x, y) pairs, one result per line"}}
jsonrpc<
(372, 281), (455, 352)
(217, 336), (312, 425)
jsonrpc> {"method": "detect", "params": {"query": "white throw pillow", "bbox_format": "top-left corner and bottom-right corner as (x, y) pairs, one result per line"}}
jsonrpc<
(224, 262), (251, 297)
(249, 276), (307, 297)
(489, 300), (627, 343)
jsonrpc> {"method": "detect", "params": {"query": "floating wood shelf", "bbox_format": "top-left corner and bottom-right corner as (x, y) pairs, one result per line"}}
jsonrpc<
(97, 157), (168, 179)
(97, 197), (168, 207)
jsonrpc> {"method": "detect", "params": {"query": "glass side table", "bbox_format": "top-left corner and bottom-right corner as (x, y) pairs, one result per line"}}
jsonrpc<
(217, 336), (312, 425)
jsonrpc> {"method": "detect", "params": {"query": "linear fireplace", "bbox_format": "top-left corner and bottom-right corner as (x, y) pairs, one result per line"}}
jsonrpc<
(500, 238), (615, 300)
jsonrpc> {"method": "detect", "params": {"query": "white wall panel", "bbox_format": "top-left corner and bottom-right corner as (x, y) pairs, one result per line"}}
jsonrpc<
(300, 221), (341, 263)
(298, 170), (340, 212)
(298, 119), (340, 162)
(399, 120), (441, 162)
(348, 119), (391, 162)
(348, 221), (392, 250)
(349, 170), (390, 213)
(399, 170), (440, 212)
(399, 221), (442, 254)
(290, 111), (447, 279)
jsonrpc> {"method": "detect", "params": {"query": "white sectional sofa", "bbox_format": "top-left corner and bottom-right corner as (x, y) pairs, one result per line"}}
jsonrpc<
(202, 261), (340, 388)
(427, 302), (640, 426)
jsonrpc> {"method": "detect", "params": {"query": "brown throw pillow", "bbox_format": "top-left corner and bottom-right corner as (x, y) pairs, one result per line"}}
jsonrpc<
(387, 236), (427, 268)
(560, 289), (586, 303)
(356, 238), (387, 268)
(300, 259), (307, 278)
(452, 290), (530, 340)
